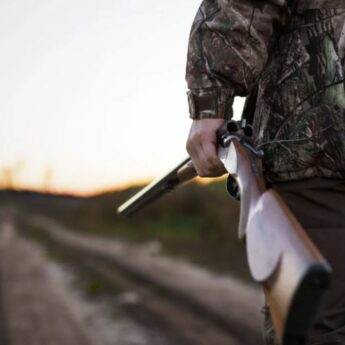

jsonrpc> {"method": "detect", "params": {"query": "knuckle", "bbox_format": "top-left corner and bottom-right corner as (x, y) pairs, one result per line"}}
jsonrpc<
(199, 167), (212, 178)
(214, 159), (223, 170)
(206, 156), (218, 168)
(200, 131), (210, 141)
(186, 140), (192, 153)
(186, 140), (197, 154)
(193, 131), (203, 141)
(189, 133), (199, 144)
(196, 166), (206, 177)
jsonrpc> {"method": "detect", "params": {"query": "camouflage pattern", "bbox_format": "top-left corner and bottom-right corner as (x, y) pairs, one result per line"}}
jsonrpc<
(186, 0), (345, 183)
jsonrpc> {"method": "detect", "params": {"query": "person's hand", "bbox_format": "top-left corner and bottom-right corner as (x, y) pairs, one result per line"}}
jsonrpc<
(186, 118), (227, 177)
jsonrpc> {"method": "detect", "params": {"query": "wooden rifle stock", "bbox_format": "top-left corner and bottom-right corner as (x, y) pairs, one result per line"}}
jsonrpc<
(117, 121), (332, 345)
(224, 139), (331, 344)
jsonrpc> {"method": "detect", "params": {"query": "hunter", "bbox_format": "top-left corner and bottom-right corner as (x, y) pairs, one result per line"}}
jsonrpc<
(186, 1), (345, 344)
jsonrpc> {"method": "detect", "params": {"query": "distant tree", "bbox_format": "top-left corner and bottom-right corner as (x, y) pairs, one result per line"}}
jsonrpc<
(1, 167), (14, 189)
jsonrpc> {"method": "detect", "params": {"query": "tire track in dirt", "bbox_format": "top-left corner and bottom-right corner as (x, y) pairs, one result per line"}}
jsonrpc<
(26, 214), (264, 345)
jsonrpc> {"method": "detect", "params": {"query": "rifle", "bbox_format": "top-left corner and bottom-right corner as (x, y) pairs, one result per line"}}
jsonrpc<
(117, 120), (332, 345)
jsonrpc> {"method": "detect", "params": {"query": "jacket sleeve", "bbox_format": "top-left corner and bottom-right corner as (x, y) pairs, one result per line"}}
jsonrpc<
(186, 0), (289, 119)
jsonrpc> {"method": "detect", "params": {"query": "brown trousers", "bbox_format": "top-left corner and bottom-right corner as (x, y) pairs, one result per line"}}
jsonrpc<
(264, 178), (345, 345)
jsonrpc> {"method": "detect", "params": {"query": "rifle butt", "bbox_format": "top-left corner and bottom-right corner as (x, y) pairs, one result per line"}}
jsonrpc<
(265, 263), (330, 345)
(246, 190), (332, 344)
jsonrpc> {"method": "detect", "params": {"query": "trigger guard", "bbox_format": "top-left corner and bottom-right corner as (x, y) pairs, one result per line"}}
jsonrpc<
(226, 175), (240, 200)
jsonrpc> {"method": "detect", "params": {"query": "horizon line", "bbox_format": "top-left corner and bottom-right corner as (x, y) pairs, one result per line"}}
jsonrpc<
(0, 175), (227, 198)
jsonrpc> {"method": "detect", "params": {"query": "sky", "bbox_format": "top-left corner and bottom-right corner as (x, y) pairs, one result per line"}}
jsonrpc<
(0, 0), (245, 195)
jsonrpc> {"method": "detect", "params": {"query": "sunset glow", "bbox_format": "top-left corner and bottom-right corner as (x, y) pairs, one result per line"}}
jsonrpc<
(0, 0), (245, 194)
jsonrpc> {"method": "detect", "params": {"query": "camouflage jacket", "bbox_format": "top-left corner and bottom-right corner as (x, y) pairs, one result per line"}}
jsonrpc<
(186, 0), (345, 183)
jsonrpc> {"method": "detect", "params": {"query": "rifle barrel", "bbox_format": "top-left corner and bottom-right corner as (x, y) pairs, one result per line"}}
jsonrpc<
(117, 158), (196, 217)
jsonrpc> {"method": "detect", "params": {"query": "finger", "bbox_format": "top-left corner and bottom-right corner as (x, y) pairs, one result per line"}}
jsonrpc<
(195, 147), (214, 177)
(187, 131), (224, 177)
(201, 142), (226, 176)
(201, 129), (226, 172)
(192, 145), (212, 177)
(186, 134), (208, 176)
(186, 119), (226, 177)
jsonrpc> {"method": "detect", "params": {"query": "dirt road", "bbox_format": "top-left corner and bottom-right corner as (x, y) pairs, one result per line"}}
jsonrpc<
(0, 218), (95, 345)
(0, 212), (264, 345)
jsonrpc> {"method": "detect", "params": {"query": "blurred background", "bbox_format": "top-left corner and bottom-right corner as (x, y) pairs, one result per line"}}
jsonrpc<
(0, 1), (262, 345)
